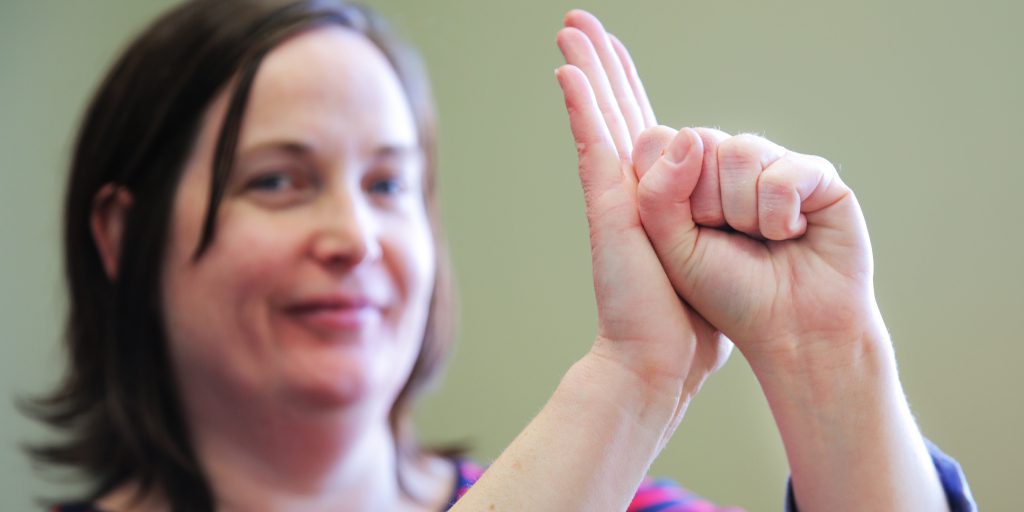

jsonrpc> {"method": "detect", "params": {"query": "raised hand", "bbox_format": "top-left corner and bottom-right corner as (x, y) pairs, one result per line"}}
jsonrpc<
(452, 12), (737, 511)
(453, 9), (952, 512)
(633, 127), (878, 368)
(555, 10), (730, 427)
(621, 37), (951, 512)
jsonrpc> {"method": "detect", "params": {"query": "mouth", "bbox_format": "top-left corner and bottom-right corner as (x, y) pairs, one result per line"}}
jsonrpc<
(284, 297), (384, 334)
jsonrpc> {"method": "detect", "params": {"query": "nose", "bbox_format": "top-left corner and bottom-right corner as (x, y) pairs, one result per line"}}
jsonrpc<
(310, 189), (382, 269)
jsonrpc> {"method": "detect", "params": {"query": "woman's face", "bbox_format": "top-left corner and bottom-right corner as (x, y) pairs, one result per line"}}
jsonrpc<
(161, 27), (435, 415)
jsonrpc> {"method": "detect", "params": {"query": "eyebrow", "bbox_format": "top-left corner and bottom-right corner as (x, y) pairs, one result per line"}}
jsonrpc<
(372, 145), (420, 160)
(238, 140), (420, 160)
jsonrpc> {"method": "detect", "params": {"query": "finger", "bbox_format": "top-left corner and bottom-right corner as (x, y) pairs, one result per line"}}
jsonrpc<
(757, 152), (850, 240)
(609, 34), (656, 128)
(557, 27), (633, 157)
(716, 134), (786, 237)
(691, 127), (731, 227)
(564, 10), (646, 141)
(632, 125), (677, 180)
(636, 128), (705, 259)
(555, 64), (622, 204)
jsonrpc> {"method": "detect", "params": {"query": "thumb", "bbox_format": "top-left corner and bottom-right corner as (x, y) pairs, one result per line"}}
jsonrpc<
(637, 128), (705, 261)
(632, 125), (677, 180)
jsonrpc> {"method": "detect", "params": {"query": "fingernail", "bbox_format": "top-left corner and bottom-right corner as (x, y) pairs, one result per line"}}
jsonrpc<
(665, 130), (693, 165)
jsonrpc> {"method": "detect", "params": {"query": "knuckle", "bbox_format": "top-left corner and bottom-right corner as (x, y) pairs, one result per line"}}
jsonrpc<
(693, 127), (730, 143)
(732, 132), (765, 144)
(758, 171), (791, 197)
(807, 154), (838, 175)
(693, 127), (730, 155)
(717, 134), (762, 171)
(787, 151), (836, 174)
(694, 126), (731, 140)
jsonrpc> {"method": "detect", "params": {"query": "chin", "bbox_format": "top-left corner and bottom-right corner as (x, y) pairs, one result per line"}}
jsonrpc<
(278, 352), (394, 413)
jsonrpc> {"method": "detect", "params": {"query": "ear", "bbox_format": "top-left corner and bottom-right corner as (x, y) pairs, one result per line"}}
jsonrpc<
(90, 183), (134, 281)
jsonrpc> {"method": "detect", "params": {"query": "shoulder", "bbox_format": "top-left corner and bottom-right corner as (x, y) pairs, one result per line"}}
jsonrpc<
(448, 457), (485, 507)
(448, 458), (742, 512)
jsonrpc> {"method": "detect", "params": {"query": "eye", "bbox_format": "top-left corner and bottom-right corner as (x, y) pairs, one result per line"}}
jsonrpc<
(249, 172), (295, 192)
(242, 165), (318, 207)
(245, 165), (317, 192)
(368, 176), (406, 196)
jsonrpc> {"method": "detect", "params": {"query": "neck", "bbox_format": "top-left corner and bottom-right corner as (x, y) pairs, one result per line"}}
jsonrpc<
(181, 382), (423, 512)
(97, 401), (418, 512)
(98, 363), (456, 512)
(209, 414), (392, 510)
(99, 338), (459, 512)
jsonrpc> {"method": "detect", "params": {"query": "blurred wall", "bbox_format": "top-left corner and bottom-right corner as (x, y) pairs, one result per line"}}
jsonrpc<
(2, 0), (1020, 509)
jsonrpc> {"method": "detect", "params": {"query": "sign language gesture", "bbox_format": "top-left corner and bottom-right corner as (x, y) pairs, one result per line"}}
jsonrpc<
(635, 123), (876, 367)
(458, 12), (735, 510)
(555, 9), (951, 512)
(459, 10), (956, 512)
(554, 12), (731, 423)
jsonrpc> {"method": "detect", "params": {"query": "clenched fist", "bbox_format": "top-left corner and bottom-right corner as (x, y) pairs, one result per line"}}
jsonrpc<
(633, 126), (882, 371)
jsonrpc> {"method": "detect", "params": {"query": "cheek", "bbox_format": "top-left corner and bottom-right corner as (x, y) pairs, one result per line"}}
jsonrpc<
(208, 209), (305, 294)
(379, 215), (436, 366)
(393, 216), (436, 314)
(162, 202), (304, 376)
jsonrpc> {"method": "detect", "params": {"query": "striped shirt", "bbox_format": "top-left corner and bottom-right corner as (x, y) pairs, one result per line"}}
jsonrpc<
(444, 458), (739, 511)
(51, 439), (974, 511)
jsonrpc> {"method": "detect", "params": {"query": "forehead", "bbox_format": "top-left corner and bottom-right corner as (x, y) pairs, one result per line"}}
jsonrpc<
(239, 26), (417, 154)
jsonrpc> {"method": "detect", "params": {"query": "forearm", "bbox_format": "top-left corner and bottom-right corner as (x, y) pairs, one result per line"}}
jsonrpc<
(749, 330), (949, 512)
(451, 349), (678, 511)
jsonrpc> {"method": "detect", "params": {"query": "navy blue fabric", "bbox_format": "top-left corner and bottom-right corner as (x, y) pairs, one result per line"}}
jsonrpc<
(783, 437), (976, 511)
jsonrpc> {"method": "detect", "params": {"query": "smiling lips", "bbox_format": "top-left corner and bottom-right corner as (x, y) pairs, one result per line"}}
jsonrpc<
(284, 296), (384, 334)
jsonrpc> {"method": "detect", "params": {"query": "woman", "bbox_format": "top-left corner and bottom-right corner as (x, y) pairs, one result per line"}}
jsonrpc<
(29, 0), (973, 510)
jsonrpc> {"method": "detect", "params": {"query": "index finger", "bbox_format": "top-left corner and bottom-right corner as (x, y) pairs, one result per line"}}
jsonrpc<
(564, 10), (648, 142)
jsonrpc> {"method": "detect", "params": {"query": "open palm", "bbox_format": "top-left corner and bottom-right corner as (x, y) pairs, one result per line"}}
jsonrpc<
(556, 10), (731, 431)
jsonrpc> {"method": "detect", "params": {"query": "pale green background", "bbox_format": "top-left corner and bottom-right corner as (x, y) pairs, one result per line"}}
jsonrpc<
(1, 0), (1020, 510)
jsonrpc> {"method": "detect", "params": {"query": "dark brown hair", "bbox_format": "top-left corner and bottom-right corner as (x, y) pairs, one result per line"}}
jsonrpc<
(24, 1), (455, 510)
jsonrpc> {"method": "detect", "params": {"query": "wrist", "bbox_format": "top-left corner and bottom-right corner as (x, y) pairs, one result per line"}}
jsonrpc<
(561, 348), (683, 439)
(745, 324), (906, 428)
(552, 344), (688, 456)
(745, 329), (948, 511)
(456, 348), (683, 511)
(745, 324), (915, 458)
(745, 321), (895, 389)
